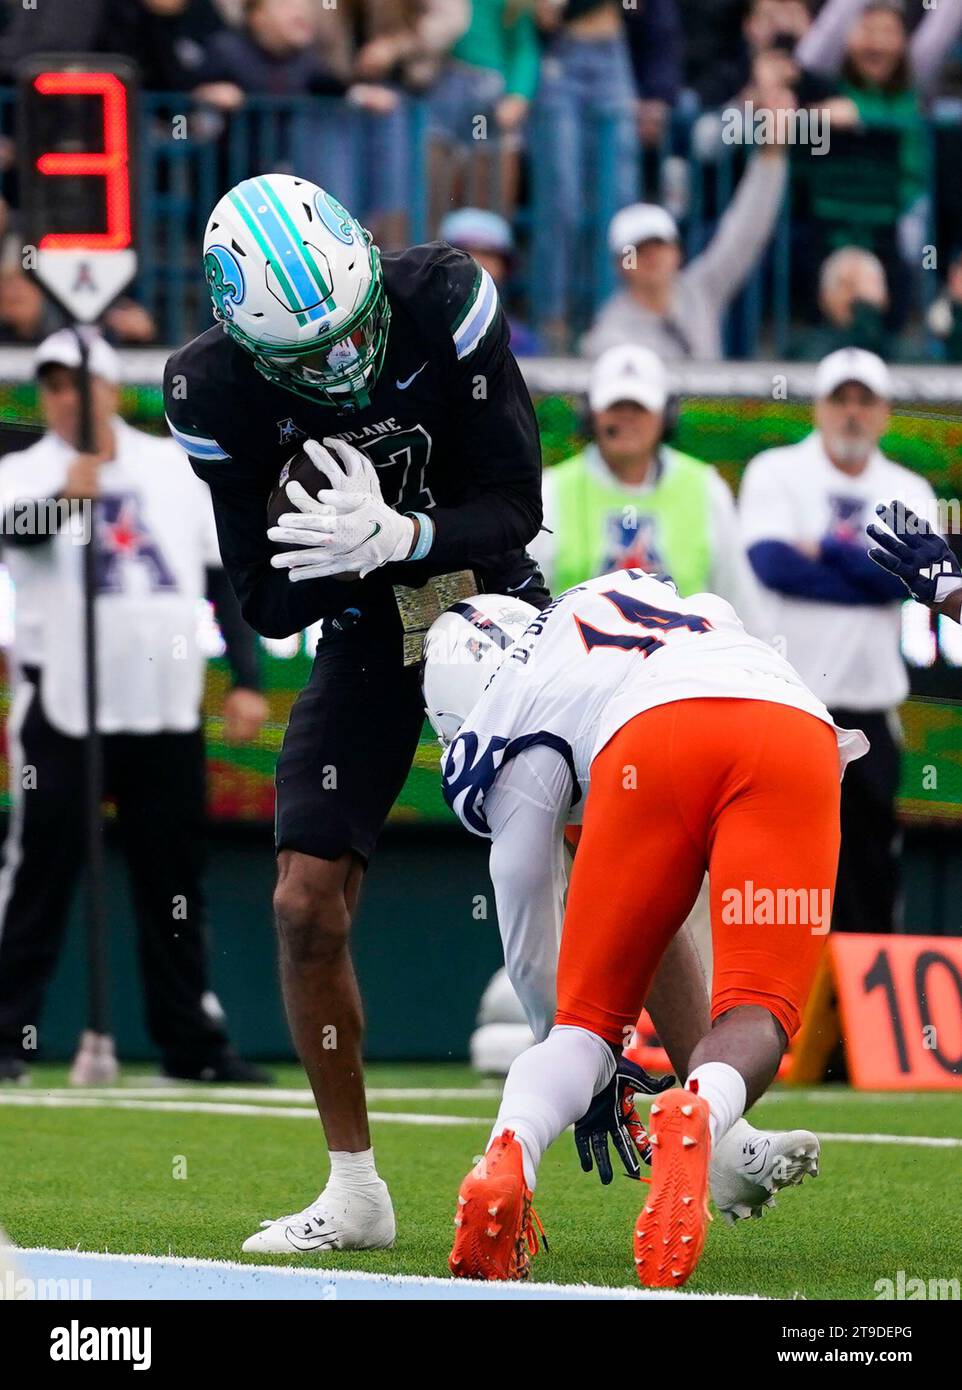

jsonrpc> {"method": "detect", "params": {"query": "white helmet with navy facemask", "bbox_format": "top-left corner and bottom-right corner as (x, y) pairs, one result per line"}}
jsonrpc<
(202, 174), (391, 410)
(422, 595), (539, 747)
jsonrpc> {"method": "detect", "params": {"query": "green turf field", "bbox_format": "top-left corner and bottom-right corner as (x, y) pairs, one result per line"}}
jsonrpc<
(2, 1063), (960, 1300)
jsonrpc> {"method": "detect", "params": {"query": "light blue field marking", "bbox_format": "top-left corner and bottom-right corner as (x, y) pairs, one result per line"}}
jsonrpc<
(14, 1249), (752, 1301)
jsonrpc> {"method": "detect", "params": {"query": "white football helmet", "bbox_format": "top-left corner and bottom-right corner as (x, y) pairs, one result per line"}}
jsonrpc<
(202, 174), (390, 408)
(422, 594), (539, 746)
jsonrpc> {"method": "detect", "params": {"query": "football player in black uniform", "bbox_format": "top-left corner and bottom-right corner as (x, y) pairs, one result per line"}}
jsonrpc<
(164, 174), (547, 1252)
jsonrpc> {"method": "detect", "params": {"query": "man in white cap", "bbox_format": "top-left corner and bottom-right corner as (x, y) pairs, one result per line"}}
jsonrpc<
(582, 136), (787, 360)
(529, 343), (764, 629)
(0, 329), (270, 1083)
(739, 346), (938, 933)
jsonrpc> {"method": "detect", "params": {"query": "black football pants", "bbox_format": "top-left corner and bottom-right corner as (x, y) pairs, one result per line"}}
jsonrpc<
(829, 706), (903, 935)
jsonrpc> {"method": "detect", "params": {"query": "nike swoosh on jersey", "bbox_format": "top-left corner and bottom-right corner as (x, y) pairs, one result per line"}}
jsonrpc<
(507, 576), (535, 593)
(396, 362), (428, 390)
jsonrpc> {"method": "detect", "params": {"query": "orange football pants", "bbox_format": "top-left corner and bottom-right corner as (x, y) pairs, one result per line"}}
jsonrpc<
(555, 698), (842, 1045)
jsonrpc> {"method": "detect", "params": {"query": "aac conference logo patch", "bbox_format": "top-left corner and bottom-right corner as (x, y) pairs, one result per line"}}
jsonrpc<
(204, 244), (246, 321)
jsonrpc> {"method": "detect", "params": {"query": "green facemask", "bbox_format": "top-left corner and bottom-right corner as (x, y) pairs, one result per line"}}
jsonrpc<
(214, 245), (392, 411)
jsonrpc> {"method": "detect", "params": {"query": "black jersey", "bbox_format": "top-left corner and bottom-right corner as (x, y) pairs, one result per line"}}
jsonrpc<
(164, 243), (544, 638)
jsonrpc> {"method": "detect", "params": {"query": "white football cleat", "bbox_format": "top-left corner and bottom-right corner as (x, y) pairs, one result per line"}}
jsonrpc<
(710, 1118), (819, 1225)
(241, 1180), (396, 1254)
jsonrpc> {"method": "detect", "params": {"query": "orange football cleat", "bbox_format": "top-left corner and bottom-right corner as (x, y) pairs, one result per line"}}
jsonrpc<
(633, 1088), (712, 1289)
(448, 1129), (546, 1281)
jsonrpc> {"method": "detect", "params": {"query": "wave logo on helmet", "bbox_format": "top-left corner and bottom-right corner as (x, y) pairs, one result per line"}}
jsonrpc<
(314, 190), (357, 247)
(204, 245), (246, 321)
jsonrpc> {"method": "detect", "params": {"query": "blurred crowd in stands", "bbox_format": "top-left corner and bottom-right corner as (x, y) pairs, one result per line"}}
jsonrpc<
(1, 0), (962, 360)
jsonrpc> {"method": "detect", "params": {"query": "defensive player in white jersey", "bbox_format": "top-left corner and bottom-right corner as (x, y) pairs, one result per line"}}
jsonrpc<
(423, 570), (867, 1285)
(426, 598), (825, 1216)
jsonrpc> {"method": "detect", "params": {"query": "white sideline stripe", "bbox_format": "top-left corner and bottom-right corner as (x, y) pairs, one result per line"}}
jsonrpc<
(15, 1079), (951, 1107)
(2, 1092), (960, 1146)
(760, 1090), (955, 1105)
(819, 1131), (962, 1149)
(17, 1247), (755, 1300)
(9, 1085), (502, 1103)
(0, 1094), (487, 1126)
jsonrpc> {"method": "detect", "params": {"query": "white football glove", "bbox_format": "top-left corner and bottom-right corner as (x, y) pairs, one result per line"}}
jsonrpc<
(272, 436), (377, 521)
(268, 436), (416, 581)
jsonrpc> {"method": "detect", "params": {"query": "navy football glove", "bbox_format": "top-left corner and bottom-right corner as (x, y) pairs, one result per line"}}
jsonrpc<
(574, 1056), (676, 1184)
(866, 501), (961, 608)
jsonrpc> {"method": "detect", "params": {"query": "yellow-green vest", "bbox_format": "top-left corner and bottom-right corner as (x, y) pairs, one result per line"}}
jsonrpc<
(550, 445), (714, 597)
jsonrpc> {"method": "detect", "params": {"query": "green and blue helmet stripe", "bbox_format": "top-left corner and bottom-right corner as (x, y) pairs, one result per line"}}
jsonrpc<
(230, 179), (331, 325)
(228, 184), (309, 327)
(256, 176), (337, 316)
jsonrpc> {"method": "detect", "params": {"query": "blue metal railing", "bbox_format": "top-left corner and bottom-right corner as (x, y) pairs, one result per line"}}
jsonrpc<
(1, 87), (954, 358)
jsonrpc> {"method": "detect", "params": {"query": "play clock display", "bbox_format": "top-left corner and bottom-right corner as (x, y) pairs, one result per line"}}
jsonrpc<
(16, 56), (139, 321)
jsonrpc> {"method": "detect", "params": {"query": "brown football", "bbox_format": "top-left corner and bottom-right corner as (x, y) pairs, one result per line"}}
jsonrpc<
(267, 447), (320, 531)
(267, 447), (359, 582)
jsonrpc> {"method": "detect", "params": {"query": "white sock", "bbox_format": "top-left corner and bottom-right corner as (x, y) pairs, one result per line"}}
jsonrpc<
(686, 1062), (747, 1147)
(328, 1147), (381, 1191)
(490, 1025), (614, 1189)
